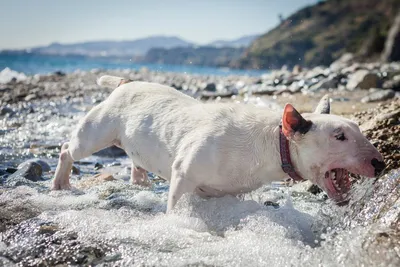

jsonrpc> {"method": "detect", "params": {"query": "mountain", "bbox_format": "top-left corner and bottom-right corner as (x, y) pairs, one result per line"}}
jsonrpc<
(141, 46), (245, 67)
(232, 0), (400, 69)
(28, 36), (193, 57)
(207, 35), (260, 48)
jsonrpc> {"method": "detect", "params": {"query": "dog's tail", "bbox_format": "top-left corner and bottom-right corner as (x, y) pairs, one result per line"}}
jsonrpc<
(97, 75), (131, 88)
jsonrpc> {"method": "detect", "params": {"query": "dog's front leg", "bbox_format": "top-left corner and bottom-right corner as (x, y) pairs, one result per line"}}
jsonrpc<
(167, 167), (196, 213)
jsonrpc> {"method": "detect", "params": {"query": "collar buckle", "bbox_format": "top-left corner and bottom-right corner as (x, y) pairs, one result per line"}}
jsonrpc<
(281, 163), (295, 173)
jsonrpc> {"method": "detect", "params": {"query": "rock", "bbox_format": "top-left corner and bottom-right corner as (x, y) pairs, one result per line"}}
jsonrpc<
(203, 83), (216, 92)
(382, 78), (400, 91)
(94, 162), (104, 170)
(7, 161), (43, 182)
(292, 64), (302, 75)
(200, 91), (235, 99)
(330, 53), (354, 71)
(264, 200), (280, 208)
(71, 165), (80, 175)
(24, 94), (37, 101)
(307, 184), (323, 195)
(361, 89), (396, 103)
(18, 159), (51, 172)
(53, 71), (66, 76)
(93, 145), (127, 157)
(308, 74), (339, 91)
(0, 106), (13, 116)
(77, 173), (116, 189)
(346, 70), (380, 90)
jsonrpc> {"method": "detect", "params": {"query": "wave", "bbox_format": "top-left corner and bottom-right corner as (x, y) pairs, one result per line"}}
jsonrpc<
(0, 67), (27, 84)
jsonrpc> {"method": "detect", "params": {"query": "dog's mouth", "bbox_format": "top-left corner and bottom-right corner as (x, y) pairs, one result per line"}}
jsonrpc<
(323, 168), (351, 203)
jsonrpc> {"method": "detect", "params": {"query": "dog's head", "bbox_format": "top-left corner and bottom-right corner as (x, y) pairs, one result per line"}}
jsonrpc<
(282, 95), (385, 203)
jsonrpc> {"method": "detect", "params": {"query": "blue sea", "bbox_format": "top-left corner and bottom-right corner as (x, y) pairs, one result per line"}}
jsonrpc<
(0, 53), (266, 76)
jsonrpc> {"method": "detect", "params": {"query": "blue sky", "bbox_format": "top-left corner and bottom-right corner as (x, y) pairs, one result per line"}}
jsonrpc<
(0, 0), (317, 49)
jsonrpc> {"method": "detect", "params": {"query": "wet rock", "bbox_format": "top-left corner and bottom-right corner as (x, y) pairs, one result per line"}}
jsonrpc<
(347, 70), (380, 90)
(5, 167), (17, 173)
(72, 165), (80, 174)
(93, 145), (127, 157)
(203, 82), (216, 92)
(7, 161), (42, 182)
(307, 184), (323, 195)
(0, 106), (13, 116)
(361, 89), (395, 103)
(53, 70), (66, 76)
(264, 200), (280, 208)
(18, 158), (51, 172)
(94, 162), (104, 170)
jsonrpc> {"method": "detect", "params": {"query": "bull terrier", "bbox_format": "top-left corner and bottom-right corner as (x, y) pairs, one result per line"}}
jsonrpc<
(52, 75), (385, 212)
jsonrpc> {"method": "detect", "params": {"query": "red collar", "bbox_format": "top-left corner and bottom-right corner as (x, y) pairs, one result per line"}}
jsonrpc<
(279, 125), (304, 182)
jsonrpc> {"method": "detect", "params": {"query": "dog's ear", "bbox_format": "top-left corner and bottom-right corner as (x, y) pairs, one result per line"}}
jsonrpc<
(314, 94), (330, 114)
(282, 104), (312, 138)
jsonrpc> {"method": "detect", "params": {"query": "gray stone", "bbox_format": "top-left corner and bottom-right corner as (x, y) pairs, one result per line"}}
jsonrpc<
(382, 78), (400, 91)
(346, 70), (380, 90)
(18, 159), (51, 172)
(203, 82), (216, 92)
(361, 89), (396, 103)
(309, 75), (339, 91)
(0, 106), (13, 116)
(8, 161), (43, 182)
(330, 53), (354, 72)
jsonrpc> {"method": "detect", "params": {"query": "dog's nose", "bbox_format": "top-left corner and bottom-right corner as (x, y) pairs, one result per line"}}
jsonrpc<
(371, 158), (386, 176)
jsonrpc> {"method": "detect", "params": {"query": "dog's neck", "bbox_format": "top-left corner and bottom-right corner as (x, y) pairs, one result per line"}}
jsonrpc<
(256, 124), (306, 184)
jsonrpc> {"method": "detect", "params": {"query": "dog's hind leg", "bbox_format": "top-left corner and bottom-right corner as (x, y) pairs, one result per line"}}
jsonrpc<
(52, 103), (119, 190)
(131, 164), (150, 186)
(166, 163), (197, 213)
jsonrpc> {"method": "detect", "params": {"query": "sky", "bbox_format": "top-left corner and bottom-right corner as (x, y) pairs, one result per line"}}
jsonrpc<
(0, 0), (317, 49)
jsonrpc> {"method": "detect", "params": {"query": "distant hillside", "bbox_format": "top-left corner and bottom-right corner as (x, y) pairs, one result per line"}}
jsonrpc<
(27, 36), (193, 57)
(141, 46), (245, 67)
(232, 0), (400, 69)
(207, 35), (260, 48)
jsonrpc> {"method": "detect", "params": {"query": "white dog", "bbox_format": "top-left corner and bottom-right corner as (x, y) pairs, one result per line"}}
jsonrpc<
(52, 76), (385, 212)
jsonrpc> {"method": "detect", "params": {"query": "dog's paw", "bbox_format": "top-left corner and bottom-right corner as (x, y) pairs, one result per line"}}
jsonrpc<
(51, 182), (72, 190)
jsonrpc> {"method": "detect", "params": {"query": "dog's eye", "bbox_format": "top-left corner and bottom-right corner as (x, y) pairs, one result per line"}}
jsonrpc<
(335, 133), (346, 141)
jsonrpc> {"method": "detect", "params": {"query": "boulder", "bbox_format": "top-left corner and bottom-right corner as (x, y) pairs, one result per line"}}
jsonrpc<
(8, 161), (43, 182)
(330, 53), (354, 72)
(361, 89), (396, 103)
(18, 159), (51, 172)
(346, 70), (380, 90)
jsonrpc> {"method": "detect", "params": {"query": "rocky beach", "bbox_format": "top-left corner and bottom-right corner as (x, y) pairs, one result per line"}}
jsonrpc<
(0, 56), (400, 266)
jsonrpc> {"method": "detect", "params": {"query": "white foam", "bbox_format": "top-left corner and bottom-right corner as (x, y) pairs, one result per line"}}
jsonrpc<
(0, 67), (27, 84)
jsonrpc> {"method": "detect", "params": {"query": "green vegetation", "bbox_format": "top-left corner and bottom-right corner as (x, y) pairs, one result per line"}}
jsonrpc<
(232, 0), (400, 69)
